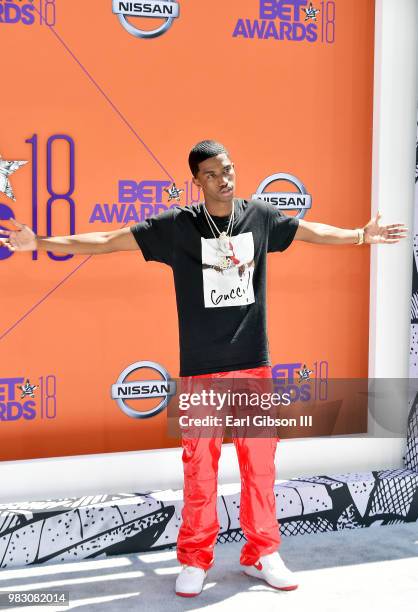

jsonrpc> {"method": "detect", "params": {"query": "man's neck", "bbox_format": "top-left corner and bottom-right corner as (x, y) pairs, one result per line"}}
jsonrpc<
(204, 198), (234, 217)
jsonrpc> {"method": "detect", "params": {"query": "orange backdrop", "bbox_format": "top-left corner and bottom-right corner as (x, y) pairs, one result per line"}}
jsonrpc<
(0, 0), (375, 460)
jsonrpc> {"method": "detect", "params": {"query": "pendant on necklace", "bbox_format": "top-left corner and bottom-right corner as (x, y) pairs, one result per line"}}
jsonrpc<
(217, 255), (232, 270)
(216, 232), (232, 269)
(217, 232), (231, 252)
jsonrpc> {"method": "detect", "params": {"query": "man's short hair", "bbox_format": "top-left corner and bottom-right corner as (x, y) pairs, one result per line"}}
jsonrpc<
(188, 140), (229, 177)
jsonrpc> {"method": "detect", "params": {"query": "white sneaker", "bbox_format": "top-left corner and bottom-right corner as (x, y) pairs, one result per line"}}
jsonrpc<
(175, 564), (207, 597)
(242, 551), (299, 591)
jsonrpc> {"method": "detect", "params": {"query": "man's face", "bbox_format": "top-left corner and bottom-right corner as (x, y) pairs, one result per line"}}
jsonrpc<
(192, 153), (236, 203)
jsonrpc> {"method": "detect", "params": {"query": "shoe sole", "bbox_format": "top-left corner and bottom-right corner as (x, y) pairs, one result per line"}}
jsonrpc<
(242, 570), (299, 591)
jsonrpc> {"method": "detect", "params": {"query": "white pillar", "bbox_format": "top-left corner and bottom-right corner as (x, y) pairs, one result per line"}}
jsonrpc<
(369, 0), (418, 379)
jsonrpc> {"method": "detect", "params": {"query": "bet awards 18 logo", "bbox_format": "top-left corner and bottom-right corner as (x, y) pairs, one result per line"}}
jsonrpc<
(0, 376), (57, 421)
(89, 179), (199, 225)
(233, 1), (335, 44)
(0, 134), (75, 264)
(272, 361), (329, 402)
(0, 1), (56, 26)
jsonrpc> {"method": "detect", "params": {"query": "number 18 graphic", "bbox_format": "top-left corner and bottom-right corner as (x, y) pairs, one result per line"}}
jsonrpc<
(25, 133), (76, 262)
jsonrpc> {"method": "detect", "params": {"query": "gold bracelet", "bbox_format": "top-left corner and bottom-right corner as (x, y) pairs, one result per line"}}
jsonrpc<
(355, 228), (364, 245)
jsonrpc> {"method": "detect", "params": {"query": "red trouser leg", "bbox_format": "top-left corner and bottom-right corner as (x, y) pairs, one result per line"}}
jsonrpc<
(176, 365), (281, 570)
(234, 434), (280, 566)
(176, 434), (223, 570)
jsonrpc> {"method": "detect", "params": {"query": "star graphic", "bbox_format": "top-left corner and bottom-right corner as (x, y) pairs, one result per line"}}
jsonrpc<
(0, 155), (28, 201)
(164, 183), (184, 202)
(17, 379), (39, 399)
(297, 364), (313, 383)
(302, 2), (320, 21)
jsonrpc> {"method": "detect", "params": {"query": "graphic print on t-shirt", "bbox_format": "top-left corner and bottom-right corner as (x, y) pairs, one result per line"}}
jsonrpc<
(201, 232), (255, 308)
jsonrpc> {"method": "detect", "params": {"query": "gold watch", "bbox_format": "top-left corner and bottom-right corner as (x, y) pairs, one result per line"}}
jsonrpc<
(355, 228), (364, 245)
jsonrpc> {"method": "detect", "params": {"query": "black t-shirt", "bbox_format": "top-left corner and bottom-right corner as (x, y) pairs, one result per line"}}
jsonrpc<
(129, 198), (299, 376)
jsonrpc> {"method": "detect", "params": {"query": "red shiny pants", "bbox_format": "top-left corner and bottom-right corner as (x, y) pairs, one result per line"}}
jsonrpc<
(176, 365), (280, 570)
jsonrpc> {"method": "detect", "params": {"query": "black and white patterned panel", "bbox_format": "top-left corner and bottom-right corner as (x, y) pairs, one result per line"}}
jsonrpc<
(409, 118), (418, 374)
(403, 392), (418, 471)
(0, 493), (180, 568)
(406, 116), (418, 469)
(0, 468), (417, 569)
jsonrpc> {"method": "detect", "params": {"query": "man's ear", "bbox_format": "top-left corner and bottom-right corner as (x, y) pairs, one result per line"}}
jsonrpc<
(192, 176), (202, 189)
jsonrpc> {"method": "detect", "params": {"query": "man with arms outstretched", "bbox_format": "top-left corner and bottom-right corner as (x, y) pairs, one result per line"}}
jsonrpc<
(0, 140), (408, 597)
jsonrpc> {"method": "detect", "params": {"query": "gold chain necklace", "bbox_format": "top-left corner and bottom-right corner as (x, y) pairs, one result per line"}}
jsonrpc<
(202, 201), (235, 270)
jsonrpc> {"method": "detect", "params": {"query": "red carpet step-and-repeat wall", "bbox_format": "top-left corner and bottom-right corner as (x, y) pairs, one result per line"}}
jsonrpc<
(0, 0), (375, 460)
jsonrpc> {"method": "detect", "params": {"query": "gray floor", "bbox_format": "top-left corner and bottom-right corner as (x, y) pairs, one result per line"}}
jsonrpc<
(0, 522), (417, 612)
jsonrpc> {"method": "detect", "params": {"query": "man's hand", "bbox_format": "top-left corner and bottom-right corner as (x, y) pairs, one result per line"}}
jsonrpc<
(363, 210), (408, 244)
(0, 218), (37, 252)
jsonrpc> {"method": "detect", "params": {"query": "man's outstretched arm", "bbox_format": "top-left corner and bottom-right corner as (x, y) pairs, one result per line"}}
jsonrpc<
(294, 211), (408, 245)
(0, 218), (138, 254)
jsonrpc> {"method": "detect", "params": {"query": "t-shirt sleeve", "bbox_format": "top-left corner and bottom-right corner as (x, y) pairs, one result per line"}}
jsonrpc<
(266, 203), (300, 253)
(129, 207), (178, 266)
